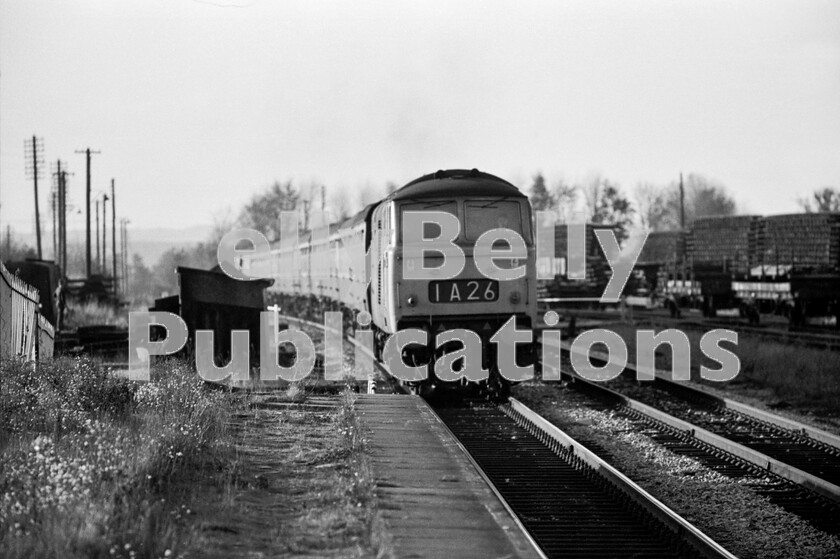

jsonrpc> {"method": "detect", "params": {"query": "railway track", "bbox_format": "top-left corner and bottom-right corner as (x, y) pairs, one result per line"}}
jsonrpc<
(607, 376), (840, 486)
(543, 341), (840, 534)
(545, 306), (840, 351)
(110, 310), (840, 557)
(272, 315), (735, 557)
(429, 397), (735, 559)
(682, 319), (840, 351)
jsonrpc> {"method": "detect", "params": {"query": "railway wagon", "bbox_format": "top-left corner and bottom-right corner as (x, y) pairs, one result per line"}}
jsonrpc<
(150, 266), (272, 359)
(6, 259), (61, 326)
(244, 169), (539, 395)
(627, 212), (840, 325)
(537, 223), (616, 305)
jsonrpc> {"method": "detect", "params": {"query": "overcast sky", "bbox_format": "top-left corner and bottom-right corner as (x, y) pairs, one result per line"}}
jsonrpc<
(1, 0), (839, 235)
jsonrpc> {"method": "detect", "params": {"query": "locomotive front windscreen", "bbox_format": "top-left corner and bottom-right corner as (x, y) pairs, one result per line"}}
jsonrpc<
(465, 200), (527, 241)
(400, 201), (459, 240)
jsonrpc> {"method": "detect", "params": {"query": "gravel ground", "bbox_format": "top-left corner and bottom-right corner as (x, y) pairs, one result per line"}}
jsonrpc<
(586, 323), (840, 437)
(677, 378), (840, 438)
(513, 381), (840, 559)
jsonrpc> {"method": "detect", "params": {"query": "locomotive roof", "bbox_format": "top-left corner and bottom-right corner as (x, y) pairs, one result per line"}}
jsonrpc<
(387, 169), (525, 201)
(336, 170), (524, 230)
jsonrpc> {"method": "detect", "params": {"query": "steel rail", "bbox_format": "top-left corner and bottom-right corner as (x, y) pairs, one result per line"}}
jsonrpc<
(543, 337), (840, 503)
(423, 399), (549, 559)
(506, 397), (737, 559)
(569, 340), (840, 450)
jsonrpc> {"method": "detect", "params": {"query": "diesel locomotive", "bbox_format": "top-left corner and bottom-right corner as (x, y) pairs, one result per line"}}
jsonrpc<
(243, 169), (538, 395)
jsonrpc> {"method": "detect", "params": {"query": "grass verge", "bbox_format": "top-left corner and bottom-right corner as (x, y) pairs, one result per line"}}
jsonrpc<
(595, 323), (840, 416)
(63, 299), (128, 330)
(0, 356), (235, 559)
(177, 388), (390, 557)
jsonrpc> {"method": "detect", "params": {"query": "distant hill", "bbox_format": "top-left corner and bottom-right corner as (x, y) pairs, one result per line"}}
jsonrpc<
(13, 224), (214, 267)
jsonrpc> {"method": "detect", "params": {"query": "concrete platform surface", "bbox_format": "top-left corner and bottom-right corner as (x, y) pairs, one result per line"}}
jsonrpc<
(356, 394), (543, 559)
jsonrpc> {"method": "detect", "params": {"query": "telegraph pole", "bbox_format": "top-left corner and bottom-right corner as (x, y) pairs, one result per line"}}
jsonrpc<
(120, 218), (129, 297)
(25, 136), (45, 259)
(75, 148), (101, 278)
(51, 186), (57, 260)
(60, 167), (69, 274)
(120, 219), (125, 296)
(52, 160), (68, 271)
(51, 161), (61, 266)
(679, 172), (686, 230)
(102, 193), (108, 278)
(95, 200), (100, 273)
(111, 179), (117, 296)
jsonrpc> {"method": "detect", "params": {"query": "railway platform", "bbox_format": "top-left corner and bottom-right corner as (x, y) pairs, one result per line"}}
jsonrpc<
(356, 394), (543, 559)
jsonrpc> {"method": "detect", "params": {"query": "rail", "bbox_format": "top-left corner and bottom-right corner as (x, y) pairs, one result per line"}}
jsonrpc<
(429, 399), (736, 558)
(541, 336), (840, 507)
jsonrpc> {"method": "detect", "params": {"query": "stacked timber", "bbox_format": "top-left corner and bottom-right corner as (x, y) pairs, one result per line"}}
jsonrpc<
(762, 213), (840, 271)
(552, 223), (615, 276)
(687, 215), (763, 276)
(638, 230), (686, 265)
(546, 223), (615, 297)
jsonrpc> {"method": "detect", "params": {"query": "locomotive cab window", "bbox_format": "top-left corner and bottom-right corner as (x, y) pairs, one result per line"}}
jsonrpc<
(464, 200), (528, 242)
(400, 201), (460, 240)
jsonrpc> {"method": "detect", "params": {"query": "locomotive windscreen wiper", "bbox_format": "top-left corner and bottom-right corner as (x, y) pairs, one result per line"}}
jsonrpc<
(421, 200), (455, 208)
(475, 196), (510, 208)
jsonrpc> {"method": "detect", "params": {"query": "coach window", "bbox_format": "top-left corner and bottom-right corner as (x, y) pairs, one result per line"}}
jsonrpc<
(465, 201), (527, 242)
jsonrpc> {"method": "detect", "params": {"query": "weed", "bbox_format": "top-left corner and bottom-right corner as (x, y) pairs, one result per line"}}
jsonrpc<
(0, 356), (235, 559)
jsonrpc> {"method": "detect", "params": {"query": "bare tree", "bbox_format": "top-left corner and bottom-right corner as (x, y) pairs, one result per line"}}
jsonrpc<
(798, 187), (840, 212)
(330, 189), (353, 222)
(666, 174), (736, 228)
(577, 174), (635, 242)
(195, 209), (236, 269)
(553, 178), (578, 214)
(637, 173), (737, 230)
(579, 173), (604, 219)
(356, 183), (382, 212)
(633, 182), (669, 231)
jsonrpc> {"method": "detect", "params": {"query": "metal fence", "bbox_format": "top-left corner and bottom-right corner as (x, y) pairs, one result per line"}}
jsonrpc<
(1, 260), (53, 361)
